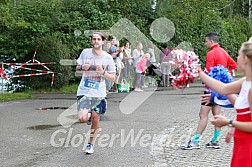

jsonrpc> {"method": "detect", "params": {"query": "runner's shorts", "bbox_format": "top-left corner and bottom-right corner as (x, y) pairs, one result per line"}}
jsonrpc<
(77, 95), (107, 114)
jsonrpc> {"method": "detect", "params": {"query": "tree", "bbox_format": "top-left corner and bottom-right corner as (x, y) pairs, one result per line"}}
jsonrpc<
(155, 0), (251, 65)
(0, 0), (252, 89)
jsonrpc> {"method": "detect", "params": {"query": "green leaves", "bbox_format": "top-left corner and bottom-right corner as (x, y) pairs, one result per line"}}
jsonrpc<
(0, 0), (252, 89)
(155, 0), (252, 66)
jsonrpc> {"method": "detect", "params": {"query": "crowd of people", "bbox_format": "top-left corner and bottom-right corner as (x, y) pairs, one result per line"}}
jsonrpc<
(103, 36), (173, 93)
(75, 31), (252, 167)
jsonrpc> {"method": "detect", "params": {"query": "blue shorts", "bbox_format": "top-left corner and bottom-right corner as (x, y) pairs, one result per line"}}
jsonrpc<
(77, 95), (107, 114)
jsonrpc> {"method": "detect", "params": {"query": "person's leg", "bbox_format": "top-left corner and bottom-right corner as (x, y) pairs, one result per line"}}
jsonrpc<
(122, 64), (127, 79)
(109, 82), (115, 92)
(127, 64), (131, 80)
(132, 67), (137, 89)
(85, 110), (100, 154)
(78, 108), (91, 122)
(211, 105), (221, 143)
(191, 105), (212, 143)
(89, 111), (100, 144)
(125, 62), (130, 80)
(135, 73), (142, 91)
(182, 104), (212, 150)
(161, 63), (165, 87)
(77, 96), (92, 123)
(147, 65), (153, 86)
(111, 64), (118, 92)
(115, 68), (122, 92)
(112, 69), (121, 93)
(165, 63), (171, 86)
(140, 74), (145, 87)
(85, 98), (107, 154)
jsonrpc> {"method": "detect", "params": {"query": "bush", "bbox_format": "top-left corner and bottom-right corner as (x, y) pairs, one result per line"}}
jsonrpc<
(155, 0), (252, 68)
(24, 34), (73, 89)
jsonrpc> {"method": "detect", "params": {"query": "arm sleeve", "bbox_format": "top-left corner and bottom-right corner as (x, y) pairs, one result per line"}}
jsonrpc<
(137, 59), (146, 73)
(227, 56), (237, 72)
(138, 60), (144, 72)
(133, 49), (138, 59)
(205, 53), (215, 73)
(159, 52), (164, 64)
(106, 56), (116, 73)
(77, 49), (86, 65)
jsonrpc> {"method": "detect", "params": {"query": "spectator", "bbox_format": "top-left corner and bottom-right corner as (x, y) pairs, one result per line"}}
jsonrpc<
(135, 53), (150, 92)
(122, 41), (132, 80)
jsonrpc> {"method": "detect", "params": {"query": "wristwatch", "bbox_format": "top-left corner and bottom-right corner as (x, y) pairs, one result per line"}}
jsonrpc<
(228, 120), (233, 127)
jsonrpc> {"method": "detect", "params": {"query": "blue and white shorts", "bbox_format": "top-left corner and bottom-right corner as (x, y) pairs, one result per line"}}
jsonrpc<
(77, 95), (107, 114)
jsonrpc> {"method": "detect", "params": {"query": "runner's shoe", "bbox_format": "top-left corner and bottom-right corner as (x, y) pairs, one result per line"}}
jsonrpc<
(205, 141), (220, 149)
(85, 143), (94, 154)
(181, 140), (200, 150)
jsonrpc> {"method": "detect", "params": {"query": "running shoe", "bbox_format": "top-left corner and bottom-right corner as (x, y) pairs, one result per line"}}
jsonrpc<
(205, 141), (220, 149)
(181, 140), (200, 150)
(85, 143), (94, 154)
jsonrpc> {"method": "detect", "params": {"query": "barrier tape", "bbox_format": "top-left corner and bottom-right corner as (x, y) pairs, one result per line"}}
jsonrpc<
(0, 48), (56, 86)
(4, 62), (56, 66)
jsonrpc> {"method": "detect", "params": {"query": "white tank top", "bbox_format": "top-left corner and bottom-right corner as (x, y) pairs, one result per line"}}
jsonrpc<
(234, 80), (251, 110)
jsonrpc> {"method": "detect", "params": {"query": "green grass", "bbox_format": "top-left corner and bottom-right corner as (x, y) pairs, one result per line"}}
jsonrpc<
(59, 84), (78, 93)
(0, 84), (78, 102)
(0, 92), (34, 102)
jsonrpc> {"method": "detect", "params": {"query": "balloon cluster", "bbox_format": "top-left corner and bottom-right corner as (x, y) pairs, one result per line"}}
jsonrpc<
(169, 49), (201, 89)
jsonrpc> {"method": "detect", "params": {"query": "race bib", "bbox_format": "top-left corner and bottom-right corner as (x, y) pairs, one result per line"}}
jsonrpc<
(84, 79), (100, 90)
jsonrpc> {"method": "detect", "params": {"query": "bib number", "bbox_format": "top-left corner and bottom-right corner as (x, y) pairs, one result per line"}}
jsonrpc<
(84, 79), (100, 90)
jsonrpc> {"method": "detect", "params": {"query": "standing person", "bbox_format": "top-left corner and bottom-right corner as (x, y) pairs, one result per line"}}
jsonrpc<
(122, 41), (132, 80)
(115, 42), (124, 85)
(182, 32), (237, 150)
(147, 42), (156, 86)
(199, 40), (252, 167)
(134, 53), (150, 92)
(76, 32), (116, 154)
(159, 43), (171, 86)
(107, 37), (119, 93)
(159, 43), (171, 64)
(132, 42), (144, 89)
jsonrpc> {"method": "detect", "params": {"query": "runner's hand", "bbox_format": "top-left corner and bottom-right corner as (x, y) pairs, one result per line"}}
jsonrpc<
(96, 65), (104, 75)
(210, 115), (229, 128)
(83, 64), (90, 71)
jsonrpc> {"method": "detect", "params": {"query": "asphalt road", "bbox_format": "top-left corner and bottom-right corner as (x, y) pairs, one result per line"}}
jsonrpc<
(0, 81), (236, 167)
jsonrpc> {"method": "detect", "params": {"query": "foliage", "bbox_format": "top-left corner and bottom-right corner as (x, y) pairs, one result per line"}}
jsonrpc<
(0, 0), (252, 90)
(222, 0), (249, 18)
(155, 0), (252, 67)
(24, 34), (73, 89)
(221, 16), (252, 59)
